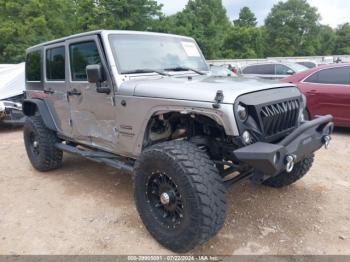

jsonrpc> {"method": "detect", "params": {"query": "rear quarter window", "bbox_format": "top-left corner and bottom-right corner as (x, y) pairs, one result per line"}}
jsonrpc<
(26, 51), (42, 81)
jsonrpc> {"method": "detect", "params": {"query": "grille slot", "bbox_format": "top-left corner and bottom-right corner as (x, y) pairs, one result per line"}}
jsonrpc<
(260, 99), (300, 136)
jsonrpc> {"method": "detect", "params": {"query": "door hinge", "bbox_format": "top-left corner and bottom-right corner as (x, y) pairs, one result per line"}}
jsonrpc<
(69, 119), (73, 127)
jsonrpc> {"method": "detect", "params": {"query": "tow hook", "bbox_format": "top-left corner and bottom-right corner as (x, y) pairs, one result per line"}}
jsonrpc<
(285, 155), (296, 173)
(323, 135), (331, 149)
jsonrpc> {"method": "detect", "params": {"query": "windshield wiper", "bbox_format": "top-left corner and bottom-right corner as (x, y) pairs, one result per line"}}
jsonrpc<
(164, 66), (206, 75)
(122, 69), (170, 76)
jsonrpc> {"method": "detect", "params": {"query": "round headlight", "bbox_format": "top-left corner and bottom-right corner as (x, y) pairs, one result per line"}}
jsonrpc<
(242, 130), (252, 145)
(237, 105), (248, 121)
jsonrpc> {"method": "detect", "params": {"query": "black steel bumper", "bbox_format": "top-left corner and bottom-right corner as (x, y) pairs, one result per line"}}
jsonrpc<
(233, 115), (334, 177)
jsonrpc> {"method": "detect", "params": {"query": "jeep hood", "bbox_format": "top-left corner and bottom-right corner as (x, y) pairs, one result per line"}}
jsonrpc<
(120, 75), (297, 104)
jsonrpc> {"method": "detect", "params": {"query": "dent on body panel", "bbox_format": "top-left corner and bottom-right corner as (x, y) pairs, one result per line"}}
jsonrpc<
(70, 84), (117, 149)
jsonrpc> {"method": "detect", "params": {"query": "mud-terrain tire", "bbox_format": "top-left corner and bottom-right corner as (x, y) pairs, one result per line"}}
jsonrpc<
(134, 140), (226, 253)
(23, 115), (63, 172)
(262, 155), (314, 188)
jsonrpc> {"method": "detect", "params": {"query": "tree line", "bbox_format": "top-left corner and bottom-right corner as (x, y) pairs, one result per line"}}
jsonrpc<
(0, 0), (349, 63)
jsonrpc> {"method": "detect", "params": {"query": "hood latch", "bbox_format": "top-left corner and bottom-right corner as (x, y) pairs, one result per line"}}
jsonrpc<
(213, 90), (224, 109)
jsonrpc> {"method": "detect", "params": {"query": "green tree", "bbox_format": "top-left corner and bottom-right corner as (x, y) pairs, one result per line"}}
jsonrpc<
(264, 0), (320, 57)
(0, 0), (75, 63)
(97, 0), (163, 31)
(335, 23), (350, 54)
(159, 0), (231, 59)
(317, 25), (336, 55)
(222, 26), (265, 58)
(72, 0), (163, 32)
(72, 0), (102, 31)
(234, 7), (257, 27)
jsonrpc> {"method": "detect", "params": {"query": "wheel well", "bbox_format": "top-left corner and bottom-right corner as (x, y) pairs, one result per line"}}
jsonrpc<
(22, 101), (38, 116)
(142, 112), (227, 149)
(22, 99), (57, 131)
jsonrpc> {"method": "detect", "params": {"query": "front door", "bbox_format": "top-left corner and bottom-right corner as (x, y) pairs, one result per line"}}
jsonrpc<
(66, 35), (118, 152)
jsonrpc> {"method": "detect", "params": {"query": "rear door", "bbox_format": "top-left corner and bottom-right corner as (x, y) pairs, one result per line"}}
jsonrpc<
(302, 66), (350, 126)
(66, 35), (118, 151)
(43, 43), (72, 135)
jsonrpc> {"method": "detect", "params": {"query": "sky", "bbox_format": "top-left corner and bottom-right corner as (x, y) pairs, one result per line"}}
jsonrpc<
(156, 0), (349, 28)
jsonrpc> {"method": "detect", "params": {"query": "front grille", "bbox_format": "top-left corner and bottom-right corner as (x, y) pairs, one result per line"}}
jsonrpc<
(260, 99), (300, 137)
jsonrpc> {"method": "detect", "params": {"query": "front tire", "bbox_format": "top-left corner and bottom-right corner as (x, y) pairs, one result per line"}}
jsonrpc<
(23, 115), (63, 171)
(262, 155), (314, 188)
(134, 140), (226, 253)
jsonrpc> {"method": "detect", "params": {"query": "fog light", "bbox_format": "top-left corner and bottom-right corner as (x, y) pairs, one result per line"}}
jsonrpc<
(273, 152), (280, 165)
(242, 131), (252, 144)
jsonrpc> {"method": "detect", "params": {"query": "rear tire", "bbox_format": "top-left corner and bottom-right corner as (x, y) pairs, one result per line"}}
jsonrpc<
(134, 140), (226, 253)
(262, 155), (314, 188)
(23, 115), (63, 171)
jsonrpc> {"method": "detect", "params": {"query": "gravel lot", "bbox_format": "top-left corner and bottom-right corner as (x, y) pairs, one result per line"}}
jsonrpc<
(0, 127), (349, 255)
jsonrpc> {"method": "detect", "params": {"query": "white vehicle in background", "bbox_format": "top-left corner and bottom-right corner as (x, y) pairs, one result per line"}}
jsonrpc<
(209, 64), (237, 77)
(0, 63), (26, 124)
(241, 62), (308, 80)
(296, 60), (318, 68)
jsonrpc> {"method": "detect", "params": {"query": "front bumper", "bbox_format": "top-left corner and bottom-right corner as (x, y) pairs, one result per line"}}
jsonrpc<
(0, 100), (25, 124)
(233, 115), (333, 177)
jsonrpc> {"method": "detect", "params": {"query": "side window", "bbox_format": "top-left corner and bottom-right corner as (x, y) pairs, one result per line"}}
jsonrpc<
(26, 51), (42, 81)
(242, 65), (256, 74)
(243, 64), (274, 75)
(69, 41), (101, 81)
(46, 46), (65, 81)
(304, 72), (319, 83)
(275, 64), (292, 75)
(305, 67), (350, 85)
(256, 64), (274, 75)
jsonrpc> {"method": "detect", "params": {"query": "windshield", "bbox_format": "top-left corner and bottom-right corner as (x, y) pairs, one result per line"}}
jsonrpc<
(109, 34), (209, 74)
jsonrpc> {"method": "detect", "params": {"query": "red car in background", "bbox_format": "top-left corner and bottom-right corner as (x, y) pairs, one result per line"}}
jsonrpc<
(282, 64), (350, 127)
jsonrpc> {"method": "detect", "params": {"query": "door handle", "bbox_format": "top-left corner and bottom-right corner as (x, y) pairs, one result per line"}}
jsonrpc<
(306, 90), (317, 95)
(67, 89), (81, 96)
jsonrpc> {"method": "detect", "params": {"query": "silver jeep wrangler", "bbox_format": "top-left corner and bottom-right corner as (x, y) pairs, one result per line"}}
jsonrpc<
(23, 30), (333, 252)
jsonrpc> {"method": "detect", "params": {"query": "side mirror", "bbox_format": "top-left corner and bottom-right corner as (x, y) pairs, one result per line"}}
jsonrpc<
(86, 64), (110, 94)
(286, 69), (294, 75)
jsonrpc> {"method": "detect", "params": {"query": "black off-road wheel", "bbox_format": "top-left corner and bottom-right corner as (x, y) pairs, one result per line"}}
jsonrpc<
(262, 155), (314, 188)
(23, 115), (63, 172)
(134, 140), (226, 253)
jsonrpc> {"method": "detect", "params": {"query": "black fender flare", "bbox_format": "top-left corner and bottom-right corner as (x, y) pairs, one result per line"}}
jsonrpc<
(22, 99), (58, 131)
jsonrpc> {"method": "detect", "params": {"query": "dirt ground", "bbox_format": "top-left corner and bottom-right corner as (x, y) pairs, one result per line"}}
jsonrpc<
(0, 127), (349, 255)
